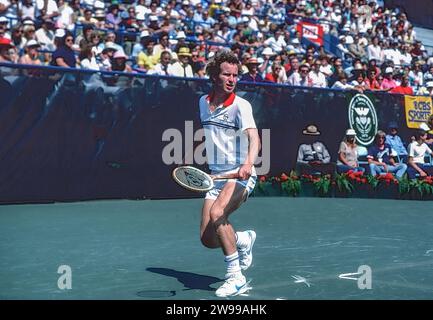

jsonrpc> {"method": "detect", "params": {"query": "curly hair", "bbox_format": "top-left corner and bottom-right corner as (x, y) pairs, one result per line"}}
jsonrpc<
(205, 49), (241, 84)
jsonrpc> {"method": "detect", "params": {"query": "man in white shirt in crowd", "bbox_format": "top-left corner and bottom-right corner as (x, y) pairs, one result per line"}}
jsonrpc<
(263, 29), (286, 54)
(331, 72), (363, 93)
(309, 60), (327, 88)
(367, 36), (383, 63)
(147, 50), (172, 76)
(399, 44), (412, 66)
(169, 47), (193, 77)
(21, 0), (36, 21)
(383, 41), (402, 67)
(288, 63), (311, 87)
(35, 0), (59, 21)
(337, 35), (353, 60)
(35, 18), (55, 51)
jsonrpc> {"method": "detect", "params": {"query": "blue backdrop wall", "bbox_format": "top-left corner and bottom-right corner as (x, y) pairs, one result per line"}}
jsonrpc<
(0, 65), (420, 203)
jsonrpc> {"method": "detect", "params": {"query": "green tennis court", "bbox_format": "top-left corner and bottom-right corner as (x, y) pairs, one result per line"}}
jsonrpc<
(1, 197), (432, 300)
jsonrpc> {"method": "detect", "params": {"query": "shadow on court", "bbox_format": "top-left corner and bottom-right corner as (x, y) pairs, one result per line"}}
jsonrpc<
(146, 268), (222, 292)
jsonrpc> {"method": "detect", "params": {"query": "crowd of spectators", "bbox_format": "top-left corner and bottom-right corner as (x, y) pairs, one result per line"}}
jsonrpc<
(0, 0), (433, 95)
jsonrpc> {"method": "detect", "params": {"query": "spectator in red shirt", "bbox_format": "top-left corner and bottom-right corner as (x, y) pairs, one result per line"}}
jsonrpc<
(264, 62), (285, 83)
(365, 68), (381, 90)
(390, 75), (414, 95)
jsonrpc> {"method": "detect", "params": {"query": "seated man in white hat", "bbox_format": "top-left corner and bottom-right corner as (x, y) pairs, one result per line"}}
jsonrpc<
(240, 57), (263, 82)
(169, 47), (193, 77)
(19, 39), (42, 65)
(131, 30), (151, 60)
(297, 124), (335, 176)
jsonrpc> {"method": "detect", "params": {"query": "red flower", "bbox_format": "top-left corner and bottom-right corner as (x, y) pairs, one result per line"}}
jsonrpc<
(280, 173), (289, 182)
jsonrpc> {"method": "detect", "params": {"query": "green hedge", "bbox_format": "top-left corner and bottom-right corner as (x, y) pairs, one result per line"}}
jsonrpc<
(252, 172), (433, 201)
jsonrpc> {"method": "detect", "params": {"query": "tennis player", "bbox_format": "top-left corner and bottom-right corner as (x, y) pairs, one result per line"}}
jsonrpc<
(199, 50), (261, 297)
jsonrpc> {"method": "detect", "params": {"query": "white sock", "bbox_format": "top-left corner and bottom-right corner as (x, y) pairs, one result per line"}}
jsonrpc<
(236, 231), (250, 249)
(225, 252), (241, 274)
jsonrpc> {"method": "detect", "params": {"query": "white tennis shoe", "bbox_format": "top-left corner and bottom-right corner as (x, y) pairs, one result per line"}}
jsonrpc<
(238, 230), (256, 271)
(215, 272), (247, 297)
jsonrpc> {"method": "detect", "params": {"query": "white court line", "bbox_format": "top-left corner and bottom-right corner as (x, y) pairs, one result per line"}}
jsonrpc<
(338, 272), (363, 281)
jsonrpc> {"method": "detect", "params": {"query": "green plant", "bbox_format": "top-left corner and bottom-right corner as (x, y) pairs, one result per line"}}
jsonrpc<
(312, 174), (332, 195)
(301, 174), (332, 195)
(256, 175), (268, 193)
(280, 171), (301, 196)
(410, 177), (433, 196)
(335, 173), (354, 193)
(366, 174), (380, 189)
(398, 177), (412, 194)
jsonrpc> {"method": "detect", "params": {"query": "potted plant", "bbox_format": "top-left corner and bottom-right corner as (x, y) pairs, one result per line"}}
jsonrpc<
(280, 171), (301, 197)
(399, 176), (433, 200)
(254, 175), (281, 196)
(300, 174), (332, 197)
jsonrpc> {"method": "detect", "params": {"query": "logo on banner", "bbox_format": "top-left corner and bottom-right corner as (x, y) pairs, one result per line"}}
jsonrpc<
(303, 25), (319, 40)
(348, 94), (378, 146)
(404, 95), (432, 129)
(296, 22), (324, 46)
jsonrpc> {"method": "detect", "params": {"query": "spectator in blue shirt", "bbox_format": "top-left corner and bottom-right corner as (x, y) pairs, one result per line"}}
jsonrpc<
(240, 57), (263, 82)
(50, 32), (76, 68)
(367, 130), (407, 179)
(385, 121), (408, 163)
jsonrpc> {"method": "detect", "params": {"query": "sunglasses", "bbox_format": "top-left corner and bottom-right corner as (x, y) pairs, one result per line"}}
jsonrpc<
(66, 38), (73, 42)
(300, 69), (309, 73)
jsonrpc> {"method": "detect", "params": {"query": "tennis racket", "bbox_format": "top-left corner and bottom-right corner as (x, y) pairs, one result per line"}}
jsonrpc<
(172, 166), (240, 192)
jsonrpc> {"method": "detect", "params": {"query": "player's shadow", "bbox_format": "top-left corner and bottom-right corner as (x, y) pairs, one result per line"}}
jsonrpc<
(146, 267), (222, 291)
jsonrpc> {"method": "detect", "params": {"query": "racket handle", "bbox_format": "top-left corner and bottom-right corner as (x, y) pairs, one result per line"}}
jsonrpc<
(212, 173), (240, 180)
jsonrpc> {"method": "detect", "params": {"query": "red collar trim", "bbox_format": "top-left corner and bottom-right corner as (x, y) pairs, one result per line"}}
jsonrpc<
(206, 92), (236, 108)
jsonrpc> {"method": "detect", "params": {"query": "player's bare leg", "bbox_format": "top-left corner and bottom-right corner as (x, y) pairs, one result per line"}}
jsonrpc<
(200, 181), (252, 297)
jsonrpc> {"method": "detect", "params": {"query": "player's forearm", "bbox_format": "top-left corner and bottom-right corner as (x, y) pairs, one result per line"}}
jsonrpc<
(244, 129), (261, 166)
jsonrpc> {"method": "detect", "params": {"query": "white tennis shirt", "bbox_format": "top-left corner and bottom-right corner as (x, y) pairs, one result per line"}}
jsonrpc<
(199, 92), (257, 173)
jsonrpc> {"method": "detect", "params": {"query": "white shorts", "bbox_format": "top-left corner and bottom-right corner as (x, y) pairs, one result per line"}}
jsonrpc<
(205, 168), (257, 201)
